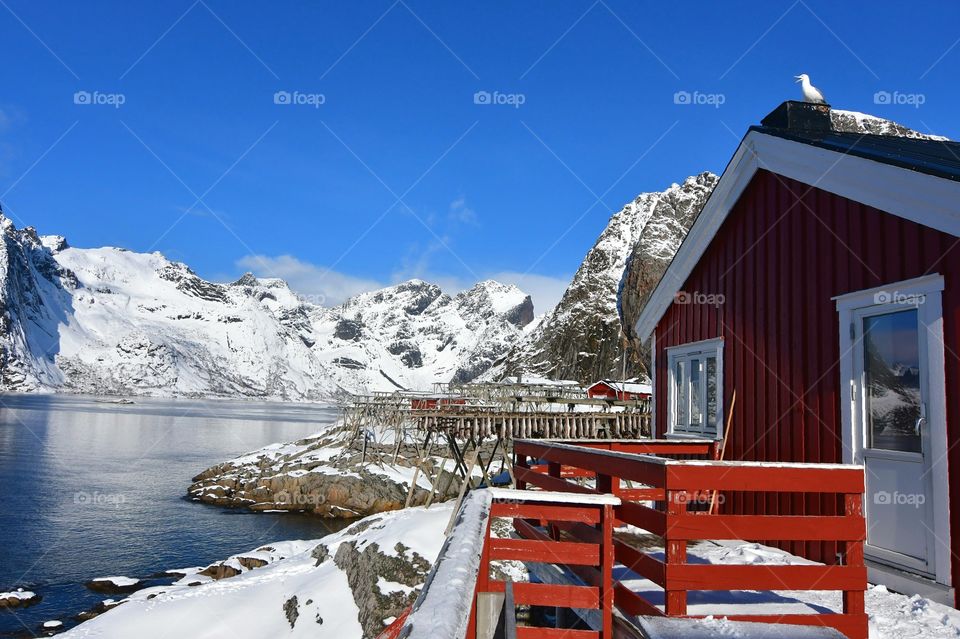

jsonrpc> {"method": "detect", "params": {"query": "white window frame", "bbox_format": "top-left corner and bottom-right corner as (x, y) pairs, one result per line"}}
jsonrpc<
(665, 338), (724, 439)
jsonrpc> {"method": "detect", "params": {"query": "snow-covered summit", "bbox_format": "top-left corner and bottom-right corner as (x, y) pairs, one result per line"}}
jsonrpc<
(0, 216), (531, 398)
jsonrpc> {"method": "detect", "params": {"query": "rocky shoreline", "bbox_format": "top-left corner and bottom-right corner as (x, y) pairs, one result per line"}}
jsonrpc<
(187, 424), (471, 518)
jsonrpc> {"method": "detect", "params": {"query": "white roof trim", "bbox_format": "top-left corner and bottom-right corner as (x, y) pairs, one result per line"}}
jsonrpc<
(634, 130), (960, 341)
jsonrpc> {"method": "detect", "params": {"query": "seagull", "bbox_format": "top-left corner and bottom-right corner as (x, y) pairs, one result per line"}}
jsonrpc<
(795, 73), (826, 104)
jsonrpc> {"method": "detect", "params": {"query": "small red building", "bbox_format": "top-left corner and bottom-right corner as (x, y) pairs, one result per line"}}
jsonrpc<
(635, 101), (960, 606)
(587, 379), (652, 401)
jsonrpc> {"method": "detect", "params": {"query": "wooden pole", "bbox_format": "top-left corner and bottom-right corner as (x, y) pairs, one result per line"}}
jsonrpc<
(709, 389), (737, 515)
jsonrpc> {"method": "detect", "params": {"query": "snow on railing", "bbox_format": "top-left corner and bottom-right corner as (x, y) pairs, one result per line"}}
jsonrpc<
(396, 490), (492, 639)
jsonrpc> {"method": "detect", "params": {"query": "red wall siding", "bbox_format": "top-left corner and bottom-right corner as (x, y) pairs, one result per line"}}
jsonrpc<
(654, 170), (960, 584)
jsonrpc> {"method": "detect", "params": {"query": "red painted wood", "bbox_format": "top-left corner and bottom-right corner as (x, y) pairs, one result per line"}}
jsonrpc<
(489, 538), (600, 566)
(654, 169), (960, 583)
(667, 564), (867, 591)
(666, 514), (865, 541)
(491, 502), (601, 524)
(514, 466), (595, 495)
(664, 491), (687, 616)
(600, 503), (615, 637)
(375, 605), (411, 639)
(664, 464), (865, 493)
(487, 581), (599, 608)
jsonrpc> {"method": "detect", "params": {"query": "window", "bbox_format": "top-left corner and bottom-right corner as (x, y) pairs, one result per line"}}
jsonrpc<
(667, 339), (723, 437)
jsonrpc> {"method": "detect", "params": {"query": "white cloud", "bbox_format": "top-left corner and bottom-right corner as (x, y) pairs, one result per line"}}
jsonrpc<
(235, 254), (571, 314)
(235, 254), (383, 306)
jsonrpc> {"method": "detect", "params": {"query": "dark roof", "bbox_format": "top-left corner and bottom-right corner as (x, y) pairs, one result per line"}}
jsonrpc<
(749, 125), (960, 182)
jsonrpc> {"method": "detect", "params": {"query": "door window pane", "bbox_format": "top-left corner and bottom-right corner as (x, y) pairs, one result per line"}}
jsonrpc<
(863, 310), (922, 453)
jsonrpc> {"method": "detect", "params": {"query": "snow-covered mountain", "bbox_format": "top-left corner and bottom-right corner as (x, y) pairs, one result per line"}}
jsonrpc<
(497, 108), (946, 384)
(494, 173), (717, 383)
(0, 217), (532, 399)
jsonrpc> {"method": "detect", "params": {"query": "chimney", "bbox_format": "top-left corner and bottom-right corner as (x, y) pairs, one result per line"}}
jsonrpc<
(761, 100), (832, 133)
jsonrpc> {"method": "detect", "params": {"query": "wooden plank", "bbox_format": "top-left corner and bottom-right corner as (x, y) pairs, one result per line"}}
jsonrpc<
(614, 540), (665, 586)
(514, 441), (667, 487)
(665, 514), (865, 541)
(488, 581), (599, 608)
(665, 465), (865, 494)
(614, 583), (664, 617)
(620, 487), (665, 501)
(491, 502), (601, 524)
(667, 564), (867, 591)
(489, 538), (599, 566)
(617, 500), (666, 536)
(514, 466), (595, 495)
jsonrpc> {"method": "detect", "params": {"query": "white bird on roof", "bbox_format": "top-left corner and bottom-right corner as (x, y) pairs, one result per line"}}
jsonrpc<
(795, 73), (826, 104)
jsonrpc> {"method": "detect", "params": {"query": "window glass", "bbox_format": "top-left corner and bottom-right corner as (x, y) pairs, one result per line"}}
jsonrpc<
(690, 358), (702, 429)
(706, 356), (718, 432)
(863, 310), (922, 454)
(675, 359), (687, 429)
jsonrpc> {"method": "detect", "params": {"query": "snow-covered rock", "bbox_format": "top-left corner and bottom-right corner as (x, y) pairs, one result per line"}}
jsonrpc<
(0, 217), (532, 399)
(187, 423), (464, 518)
(0, 587), (41, 608)
(60, 505), (458, 639)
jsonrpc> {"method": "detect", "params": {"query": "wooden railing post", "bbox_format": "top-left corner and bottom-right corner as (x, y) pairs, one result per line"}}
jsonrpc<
(664, 489), (688, 616)
(600, 503), (615, 638)
(843, 493), (867, 638)
(515, 451), (528, 490)
(548, 462), (562, 539)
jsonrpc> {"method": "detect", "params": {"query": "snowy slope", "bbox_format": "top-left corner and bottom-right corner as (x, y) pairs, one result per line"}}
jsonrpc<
(60, 505), (455, 639)
(0, 218), (532, 399)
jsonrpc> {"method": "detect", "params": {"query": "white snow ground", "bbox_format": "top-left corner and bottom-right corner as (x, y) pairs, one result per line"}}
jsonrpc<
(57, 501), (960, 639)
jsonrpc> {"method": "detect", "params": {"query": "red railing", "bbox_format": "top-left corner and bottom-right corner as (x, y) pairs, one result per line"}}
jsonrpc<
(512, 439), (868, 639)
(471, 489), (620, 639)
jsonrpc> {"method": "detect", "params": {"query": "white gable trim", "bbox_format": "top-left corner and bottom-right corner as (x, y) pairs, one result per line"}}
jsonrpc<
(635, 130), (960, 341)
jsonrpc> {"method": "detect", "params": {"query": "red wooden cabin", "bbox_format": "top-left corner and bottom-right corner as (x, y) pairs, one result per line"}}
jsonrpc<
(635, 101), (960, 606)
(587, 379), (652, 401)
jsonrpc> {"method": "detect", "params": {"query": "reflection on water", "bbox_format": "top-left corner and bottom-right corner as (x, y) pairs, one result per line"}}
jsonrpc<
(0, 394), (346, 636)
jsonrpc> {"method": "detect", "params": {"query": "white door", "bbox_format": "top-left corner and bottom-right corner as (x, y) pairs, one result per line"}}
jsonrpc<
(851, 303), (936, 575)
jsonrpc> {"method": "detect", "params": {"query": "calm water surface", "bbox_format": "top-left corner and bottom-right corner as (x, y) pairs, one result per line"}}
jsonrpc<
(0, 393), (347, 637)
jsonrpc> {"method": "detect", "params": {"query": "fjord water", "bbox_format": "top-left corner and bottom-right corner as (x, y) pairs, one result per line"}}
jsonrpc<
(0, 394), (345, 636)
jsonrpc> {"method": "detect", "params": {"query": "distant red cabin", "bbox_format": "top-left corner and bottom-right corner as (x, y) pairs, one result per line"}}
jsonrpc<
(410, 396), (466, 410)
(586, 380), (651, 401)
(634, 101), (960, 607)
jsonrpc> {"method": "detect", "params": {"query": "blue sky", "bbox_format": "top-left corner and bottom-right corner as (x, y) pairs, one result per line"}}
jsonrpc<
(1, 1), (958, 313)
